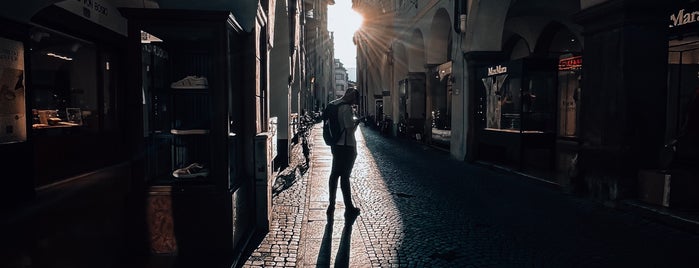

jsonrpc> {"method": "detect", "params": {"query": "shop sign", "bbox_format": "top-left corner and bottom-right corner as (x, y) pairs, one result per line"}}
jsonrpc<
(487, 65), (508, 76)
(558, 56), (582, 71)
(54, 0), (127, 36)
(670, 8), (699, 28)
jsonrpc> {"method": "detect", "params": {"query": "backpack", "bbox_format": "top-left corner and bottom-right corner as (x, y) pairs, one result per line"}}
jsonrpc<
(322, 102), (348, 146)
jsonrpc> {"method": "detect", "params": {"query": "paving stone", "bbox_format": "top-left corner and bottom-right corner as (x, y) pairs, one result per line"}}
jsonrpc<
(241, 124), (699, 267)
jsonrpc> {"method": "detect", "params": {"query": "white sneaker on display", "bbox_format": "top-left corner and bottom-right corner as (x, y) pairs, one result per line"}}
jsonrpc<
(172, 163), (209, 179)
(171, 76), (208, 89)
(170, 129), (210, 135)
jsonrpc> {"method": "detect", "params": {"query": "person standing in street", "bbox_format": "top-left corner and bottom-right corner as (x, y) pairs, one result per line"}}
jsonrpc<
(327, 87), (361, 218)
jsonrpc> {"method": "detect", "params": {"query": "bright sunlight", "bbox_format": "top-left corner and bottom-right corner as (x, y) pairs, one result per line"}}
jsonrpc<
(328, 1), (364, 70)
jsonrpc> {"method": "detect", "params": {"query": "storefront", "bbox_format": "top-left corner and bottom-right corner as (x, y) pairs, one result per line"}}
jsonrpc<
(0, 0), (129, 190)
(475, 58), (557, 172)
(120, 7), (254, 257)
(0, 0), (132, 266)
(664, 1), (699, 209)
(398, 72), (425, 140)
(555, 54), (583, 188)
(430, 61), (452, 148)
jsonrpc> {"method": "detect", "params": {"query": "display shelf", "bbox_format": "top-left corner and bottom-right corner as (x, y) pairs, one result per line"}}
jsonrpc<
(170, 129), (210, 135)
(123, 7), (248, 256)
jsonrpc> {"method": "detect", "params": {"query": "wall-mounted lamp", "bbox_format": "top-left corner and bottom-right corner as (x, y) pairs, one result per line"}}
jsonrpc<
(46, 52), (72, 61)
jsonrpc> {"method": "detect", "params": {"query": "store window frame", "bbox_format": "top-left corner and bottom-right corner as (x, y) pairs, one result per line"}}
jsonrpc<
(27, 24), (125, 187)
(667, 37), (699, 144)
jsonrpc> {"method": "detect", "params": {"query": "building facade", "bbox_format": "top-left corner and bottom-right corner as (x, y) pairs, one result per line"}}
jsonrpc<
(334, 58), (349, 98)
(354, 0), (698, 210)
(0, 0), (294, 266)
(304, 0), (336, 112)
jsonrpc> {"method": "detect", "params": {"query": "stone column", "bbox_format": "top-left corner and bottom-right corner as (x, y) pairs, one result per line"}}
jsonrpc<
(574, 0), (667, 200)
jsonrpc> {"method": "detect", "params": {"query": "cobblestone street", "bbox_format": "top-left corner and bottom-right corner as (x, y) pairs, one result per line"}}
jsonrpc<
(242, 124), (699, 267)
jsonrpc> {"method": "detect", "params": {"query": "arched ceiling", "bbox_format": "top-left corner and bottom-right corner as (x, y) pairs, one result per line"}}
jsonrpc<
(426, 8), (451, 64)
(408, 29), (425, 72)
(464, 0), (581, 52)
(507, 0), (580, 18)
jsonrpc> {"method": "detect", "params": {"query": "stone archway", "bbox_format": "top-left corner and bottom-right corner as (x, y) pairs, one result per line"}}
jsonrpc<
(403, 29), (427, 138)
(426, 8), (453, 148)
(533, 22), (583, 57)
(391, 41), (409, 126)
(463, 0), (512, 51)
(503, 33), (531, 60)
(407, 30), (425, 73)
(427, 8), (452, 65)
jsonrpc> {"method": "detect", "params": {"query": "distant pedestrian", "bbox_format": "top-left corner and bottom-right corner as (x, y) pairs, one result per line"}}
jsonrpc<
(326, 87), (361, 218)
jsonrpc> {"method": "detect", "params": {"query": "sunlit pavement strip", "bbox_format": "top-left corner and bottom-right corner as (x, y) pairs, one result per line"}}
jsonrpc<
(242, 124), (372, 268)
(300, 125), (372, 267)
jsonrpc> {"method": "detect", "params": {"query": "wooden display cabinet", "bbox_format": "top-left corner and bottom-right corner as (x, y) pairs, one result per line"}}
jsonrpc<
(122, 8), (251, 257)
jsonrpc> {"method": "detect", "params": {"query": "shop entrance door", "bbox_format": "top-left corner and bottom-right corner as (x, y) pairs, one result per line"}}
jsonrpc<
(666, 36), (699, 209)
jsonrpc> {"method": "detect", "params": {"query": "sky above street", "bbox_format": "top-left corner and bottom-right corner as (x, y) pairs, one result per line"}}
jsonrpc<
(328, 0), (363, 70)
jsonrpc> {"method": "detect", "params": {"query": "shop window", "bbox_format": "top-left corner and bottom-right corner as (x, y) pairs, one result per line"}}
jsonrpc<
(668, 37), (699, 143)
(557, 54), (582, 137)
(27, 26), (124, 187)
(29, 28), (98, 131)
(479, 59), (556, 133)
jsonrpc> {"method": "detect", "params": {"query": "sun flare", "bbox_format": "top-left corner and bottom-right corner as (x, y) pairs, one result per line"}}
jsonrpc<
(345, 10), (364, 33)
(329, 6), (364, 35)
(328, 3), (364, 68)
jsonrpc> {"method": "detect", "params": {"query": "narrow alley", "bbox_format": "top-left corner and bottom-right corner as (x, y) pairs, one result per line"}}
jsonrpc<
(241, 124), (699, 267)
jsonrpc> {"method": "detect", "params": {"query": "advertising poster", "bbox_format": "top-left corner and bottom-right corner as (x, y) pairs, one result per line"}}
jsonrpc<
(0, 37), (26, 144)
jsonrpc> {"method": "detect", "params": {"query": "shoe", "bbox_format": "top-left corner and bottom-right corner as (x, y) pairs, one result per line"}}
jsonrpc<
(171, 76), (208, 89)
(170, 129), (209, 135)
(344, 206), (360, 218)
(172, 163), (209, 179)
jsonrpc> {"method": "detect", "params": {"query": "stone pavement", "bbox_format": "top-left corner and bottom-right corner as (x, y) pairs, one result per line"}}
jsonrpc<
(242, 123), (370, 267)
(242, 123), (699, 267)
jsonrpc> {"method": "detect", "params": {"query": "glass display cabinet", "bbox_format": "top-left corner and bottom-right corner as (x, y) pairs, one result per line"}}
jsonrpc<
(122, 8), (250, 257)
(477, 58), (557, 170)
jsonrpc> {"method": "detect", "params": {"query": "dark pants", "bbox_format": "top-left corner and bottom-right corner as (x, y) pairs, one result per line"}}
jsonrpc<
(329, 145), (357, 208)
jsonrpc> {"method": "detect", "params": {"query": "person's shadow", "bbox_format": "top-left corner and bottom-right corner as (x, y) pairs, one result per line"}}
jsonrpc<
(316, 213), (358, 268)
(316, 215), (334, 268)
(334, 213), (358, 268)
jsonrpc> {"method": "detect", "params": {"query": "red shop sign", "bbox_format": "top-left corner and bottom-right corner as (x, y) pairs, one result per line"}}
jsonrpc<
(558, 56), (582, 71)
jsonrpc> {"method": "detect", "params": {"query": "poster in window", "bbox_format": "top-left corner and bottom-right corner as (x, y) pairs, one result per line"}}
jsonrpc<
(0, 37), (26, 144)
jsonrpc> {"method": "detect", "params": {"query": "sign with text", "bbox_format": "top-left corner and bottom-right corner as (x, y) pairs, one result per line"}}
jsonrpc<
(55, 0), (127, 36)
(558, 56), (582, 71)
(487, 65), (508, 76)
(670, 8), (699, 28)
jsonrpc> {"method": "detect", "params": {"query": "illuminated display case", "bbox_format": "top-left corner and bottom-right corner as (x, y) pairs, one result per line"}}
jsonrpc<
(122, 8), (248, 256)
(127, 11), (244, 188)
(476, 58), (557, 169)
(28, 27), (110, 133)
(557, 55), (582, 138)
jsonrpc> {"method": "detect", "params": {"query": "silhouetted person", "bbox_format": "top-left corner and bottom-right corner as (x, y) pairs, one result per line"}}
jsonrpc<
(327, 88), (361, 218)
